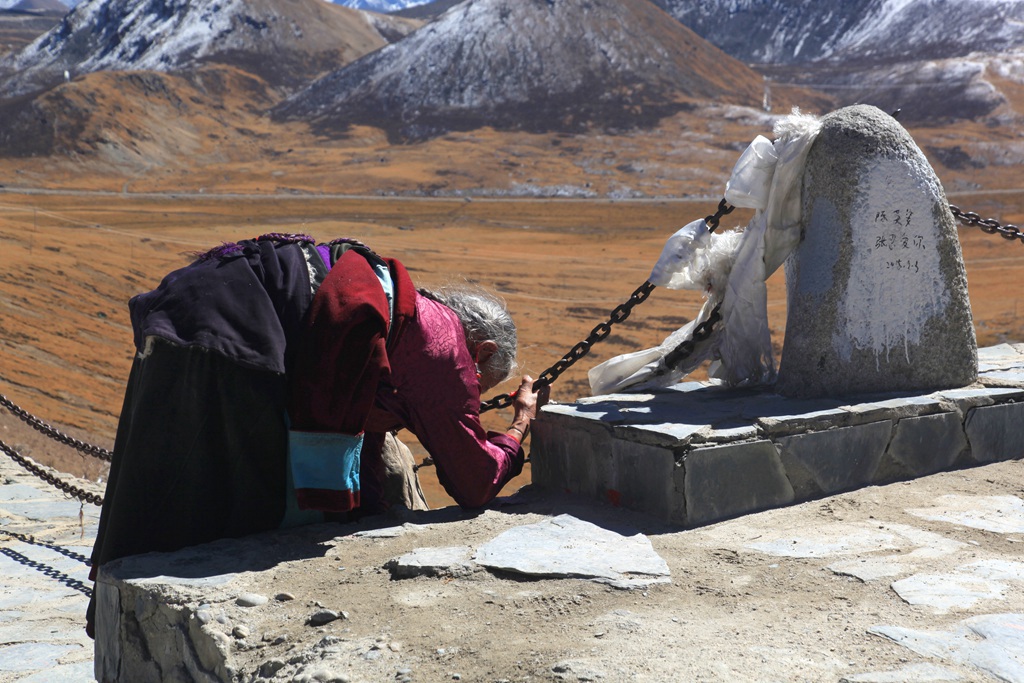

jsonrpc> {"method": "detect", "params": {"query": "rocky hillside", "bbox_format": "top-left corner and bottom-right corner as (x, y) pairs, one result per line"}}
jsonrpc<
(0, 0), (420, 96)
(654, 0), (1024, 125)
(655, 0), (1024, 65)
(274, 0), (769, 141)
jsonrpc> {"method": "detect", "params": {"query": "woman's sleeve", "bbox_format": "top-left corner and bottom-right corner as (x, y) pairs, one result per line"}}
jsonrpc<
(408, 389), (525, 509)
(396, 351), (525, 509)
(382, 294), (525, 508)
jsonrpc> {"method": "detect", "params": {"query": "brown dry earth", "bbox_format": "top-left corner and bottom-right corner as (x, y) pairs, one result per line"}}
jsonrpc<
(1, 184), (1022, 507)
(198, 459), (1024, 683)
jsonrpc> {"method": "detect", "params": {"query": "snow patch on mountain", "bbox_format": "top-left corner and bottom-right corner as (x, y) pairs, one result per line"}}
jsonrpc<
(331, 0), (431, 12)
(277, 0), (763, 140)
(1, 0), (252, 95)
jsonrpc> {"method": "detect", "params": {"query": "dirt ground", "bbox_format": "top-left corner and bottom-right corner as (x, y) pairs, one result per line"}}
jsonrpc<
(1, 189), (1023, 507)
(108, 457), (1024, 683)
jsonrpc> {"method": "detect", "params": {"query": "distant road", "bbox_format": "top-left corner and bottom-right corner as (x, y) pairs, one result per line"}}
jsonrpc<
(2, 184), (1019, 202)
(0, 186), (726, 203)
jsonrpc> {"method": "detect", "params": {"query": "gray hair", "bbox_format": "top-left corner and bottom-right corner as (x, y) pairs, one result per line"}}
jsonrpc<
(420, 285), (518, 382)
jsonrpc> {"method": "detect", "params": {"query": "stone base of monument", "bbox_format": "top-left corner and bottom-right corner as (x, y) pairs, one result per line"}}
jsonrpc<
(532, 344), (1024, 528)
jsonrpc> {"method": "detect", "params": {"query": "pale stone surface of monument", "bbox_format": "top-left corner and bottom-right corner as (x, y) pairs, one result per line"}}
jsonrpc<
(776, 105), (977, 397)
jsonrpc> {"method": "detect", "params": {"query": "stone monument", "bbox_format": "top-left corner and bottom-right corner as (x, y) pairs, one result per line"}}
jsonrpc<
(530, 104), (1012, 529)
(776, 105), (977, 397)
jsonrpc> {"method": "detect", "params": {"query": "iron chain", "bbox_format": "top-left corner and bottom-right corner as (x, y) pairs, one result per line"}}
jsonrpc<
(950, 205), (1023, 243)
(0, 438), (103, 506)
(480, 199), (736, 412)
(8, 202), (1010, 472)
(0, 393), (113, 462)
(661, 303), (724, 370)
(704, 198), (736, 232)
(480, 280), (657, 413)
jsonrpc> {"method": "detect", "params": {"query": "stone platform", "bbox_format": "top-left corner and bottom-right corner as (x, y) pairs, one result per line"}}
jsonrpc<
(532, 344), (1024, 527)
(90, 345), (1024, 682)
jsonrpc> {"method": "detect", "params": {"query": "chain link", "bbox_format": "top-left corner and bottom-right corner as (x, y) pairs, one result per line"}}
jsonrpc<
(0, 393), (112, 462)
(704, 198), (736, 232)
(0, 438), (103, 506)
(480, 199), (737, 413)
(480, 280), (657, 413)
(949, 205), (1023, 243)
(660, 303), (723, 371)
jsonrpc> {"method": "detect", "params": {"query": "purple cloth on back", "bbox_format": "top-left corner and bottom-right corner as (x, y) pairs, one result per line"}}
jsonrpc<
(129, 240), (314, 374)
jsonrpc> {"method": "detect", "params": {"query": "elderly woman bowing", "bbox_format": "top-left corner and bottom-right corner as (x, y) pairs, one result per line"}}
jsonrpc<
(86, 234), (546, 637)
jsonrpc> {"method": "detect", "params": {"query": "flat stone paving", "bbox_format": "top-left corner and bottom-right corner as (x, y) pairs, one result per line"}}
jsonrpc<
(0, 451), (101, 683)
(532, 344), (1024, 527)
(93, 460), (1024, 683)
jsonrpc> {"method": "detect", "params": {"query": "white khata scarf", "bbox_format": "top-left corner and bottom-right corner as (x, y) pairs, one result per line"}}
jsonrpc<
(588, 110), (823, 395)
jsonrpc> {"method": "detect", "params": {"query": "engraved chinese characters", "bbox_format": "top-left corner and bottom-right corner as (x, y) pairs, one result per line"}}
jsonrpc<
(776, 105), (977, 398)
(874, 208), (924, 273)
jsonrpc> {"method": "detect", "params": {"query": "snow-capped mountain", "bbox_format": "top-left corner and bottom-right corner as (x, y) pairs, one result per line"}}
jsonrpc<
(654, 0), (1024, 124)
(331, 0), (431, 12)
(389, 0), (460, 20)
(275, 0), (765, 141)
(0, 0), (419, 97)
(0, 0), (67, 12)
(0, 0), (69, 9)
(655, 0), (1024, 65)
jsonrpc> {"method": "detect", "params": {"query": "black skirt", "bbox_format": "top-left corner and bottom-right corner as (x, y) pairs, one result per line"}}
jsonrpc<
(86, 339), (289, 635)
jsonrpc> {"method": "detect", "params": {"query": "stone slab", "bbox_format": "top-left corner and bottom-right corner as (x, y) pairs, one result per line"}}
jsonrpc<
(473, 514), (670, 589)
(891, 573), (1007, 613)
(0, 643), (79, 671)
(965, 403), (1024, 463)
(870, 613), (1024, 682)
(887, 412), (967, 476)
(531, 344), (1024, 528)
(388, 546), (474, 578)
(682, 440), (794, 526)
(776, 420), (892, 497)
(907, 495), (1024, 534)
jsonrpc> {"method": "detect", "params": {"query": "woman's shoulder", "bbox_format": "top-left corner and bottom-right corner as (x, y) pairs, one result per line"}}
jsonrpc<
(412, 293), (465, 354)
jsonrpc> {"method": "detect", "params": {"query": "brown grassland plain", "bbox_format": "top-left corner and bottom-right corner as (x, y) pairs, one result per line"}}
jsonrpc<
(1, 105), (1023, 507)
(2, 187), (1023, 508)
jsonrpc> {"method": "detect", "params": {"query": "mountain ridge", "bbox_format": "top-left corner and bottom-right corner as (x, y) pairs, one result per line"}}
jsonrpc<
(0, 0), (420, 96)
(274, 0), (773, 141)
(654, 0), (1024, 65)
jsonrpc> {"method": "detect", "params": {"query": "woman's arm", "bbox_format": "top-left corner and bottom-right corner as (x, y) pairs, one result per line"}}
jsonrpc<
(382, 295), (547, 508)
